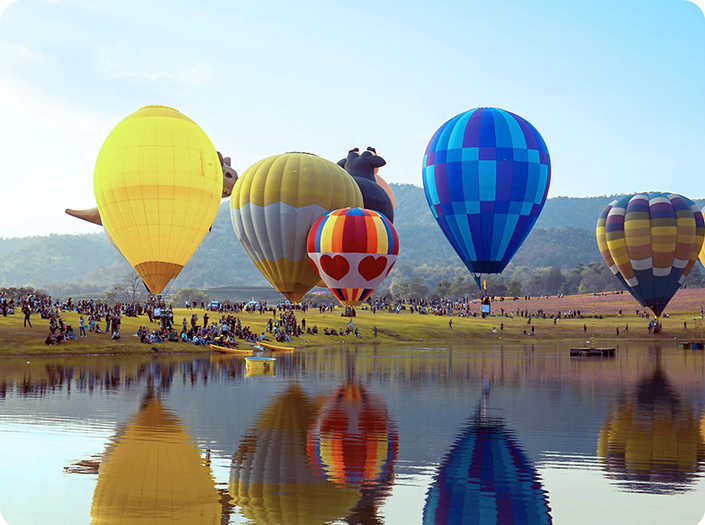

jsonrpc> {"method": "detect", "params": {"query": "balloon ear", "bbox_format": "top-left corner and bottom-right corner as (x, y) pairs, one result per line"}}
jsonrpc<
(217, 151), (224, 163)
(224, 157), (231, 166)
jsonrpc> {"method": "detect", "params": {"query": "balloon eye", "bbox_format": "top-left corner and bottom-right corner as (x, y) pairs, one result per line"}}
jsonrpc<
(225, 173), (233, 178)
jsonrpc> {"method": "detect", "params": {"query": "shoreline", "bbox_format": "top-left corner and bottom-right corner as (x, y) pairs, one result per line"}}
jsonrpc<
(2, 289), (704, 357)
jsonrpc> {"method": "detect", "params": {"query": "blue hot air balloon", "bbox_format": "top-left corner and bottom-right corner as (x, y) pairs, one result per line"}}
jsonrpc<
(422, 108), (551, 287)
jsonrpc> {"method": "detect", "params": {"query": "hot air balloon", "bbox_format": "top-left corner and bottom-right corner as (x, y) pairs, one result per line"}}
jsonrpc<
(91, 393), (222, 524)
(230, 383), (359, 525)
(94, 105), (223, 294)
(597, 192), (704, 318)
(338, 147), (395, 222)
(422, 107), (551, 288)
(307, 208), (399, 306)
(374, 172), (396, 210)
(597, 367), (705, 494)
(423, 388), (553, 524)
(230, 152), (363, 303)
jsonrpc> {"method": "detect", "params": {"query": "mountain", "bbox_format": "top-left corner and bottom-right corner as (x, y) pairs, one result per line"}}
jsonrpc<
(1, 186), (702, 296)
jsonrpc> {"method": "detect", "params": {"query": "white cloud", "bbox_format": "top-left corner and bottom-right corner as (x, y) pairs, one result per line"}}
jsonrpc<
(106, 61), (214, 86)
(0, 40), (44, 62)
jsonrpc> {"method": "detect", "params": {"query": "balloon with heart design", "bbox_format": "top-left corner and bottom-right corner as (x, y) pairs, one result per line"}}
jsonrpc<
(307, 208), (399, 305)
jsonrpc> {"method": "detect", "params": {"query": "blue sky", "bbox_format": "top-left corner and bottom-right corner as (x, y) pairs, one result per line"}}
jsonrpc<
(1, 0), (704, 237)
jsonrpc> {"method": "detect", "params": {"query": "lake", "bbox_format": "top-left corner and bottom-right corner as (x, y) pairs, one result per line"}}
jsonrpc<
(0, 343), (703, 524)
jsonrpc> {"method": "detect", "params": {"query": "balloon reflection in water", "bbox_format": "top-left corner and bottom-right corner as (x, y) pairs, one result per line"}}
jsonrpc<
(90, 393), (221, 524)
(597, 368), (705, 493)
(307, 381), (398, 487)
(307, 381), (398, 524)
(229, 383), (359, 524)
(423, 389), (552, 525)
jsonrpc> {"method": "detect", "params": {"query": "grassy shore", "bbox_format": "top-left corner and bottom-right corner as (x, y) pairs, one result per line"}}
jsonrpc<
(2, 287), (705, 357)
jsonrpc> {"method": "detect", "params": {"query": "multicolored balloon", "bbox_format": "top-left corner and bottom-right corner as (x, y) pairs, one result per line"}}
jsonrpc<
(306, 382), (398, 488)
(422, 107), (550, 287)
(307, 208), (399, 305)
(230, 153), (363, 303)
(597, 192), (704, 317)
(94, 105), (223, 294)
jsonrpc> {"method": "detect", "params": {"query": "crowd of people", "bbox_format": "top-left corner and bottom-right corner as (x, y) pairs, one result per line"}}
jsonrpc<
(5, 288), (694, 350)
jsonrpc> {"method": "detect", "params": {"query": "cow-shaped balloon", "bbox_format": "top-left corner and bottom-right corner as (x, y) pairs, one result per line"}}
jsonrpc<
(338, 147), (395, 223)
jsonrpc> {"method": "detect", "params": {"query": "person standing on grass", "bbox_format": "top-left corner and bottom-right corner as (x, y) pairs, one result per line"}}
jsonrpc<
(22, 304), (32, 327)
(79, 316), (86, 337)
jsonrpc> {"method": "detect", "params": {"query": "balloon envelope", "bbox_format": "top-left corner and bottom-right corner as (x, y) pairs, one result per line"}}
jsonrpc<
(353, 177), (395, 223)
(422, 107), (550, 285)
(94, 105), (223, 294)
(307, 208), (399, 305)
(374, 173), (396, 209)
(230, 153), (363, 303)
(597, 192), (704, 317)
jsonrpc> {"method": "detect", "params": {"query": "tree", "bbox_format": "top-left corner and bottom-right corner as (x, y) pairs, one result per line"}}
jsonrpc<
(109, 273), (147, 304)
(170, 288), (208, 307)
(390, 277), (429, 300)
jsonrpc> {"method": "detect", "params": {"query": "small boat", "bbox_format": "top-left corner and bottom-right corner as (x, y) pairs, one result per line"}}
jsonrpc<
(245, 356), (276, 376)
(210, 344), (254, 355)
(257, 341), (295, 352)
(570, 347), (616, 357)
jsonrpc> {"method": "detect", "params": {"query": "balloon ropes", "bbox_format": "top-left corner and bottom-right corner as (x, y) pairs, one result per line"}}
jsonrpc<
(596, 192), (704, 318)
(422, 107), (551, 290)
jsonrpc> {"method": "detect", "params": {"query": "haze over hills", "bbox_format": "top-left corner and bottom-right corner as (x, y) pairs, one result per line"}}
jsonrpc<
(0, 185), (703, 297)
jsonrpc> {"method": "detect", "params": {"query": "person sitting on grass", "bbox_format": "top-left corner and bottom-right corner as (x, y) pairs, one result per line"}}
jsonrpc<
(111, 328), (120, 342)
(45, 332), (58, 345)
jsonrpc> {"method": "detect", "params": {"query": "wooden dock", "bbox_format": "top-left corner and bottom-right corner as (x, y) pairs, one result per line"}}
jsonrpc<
(570, 347), (616, 357)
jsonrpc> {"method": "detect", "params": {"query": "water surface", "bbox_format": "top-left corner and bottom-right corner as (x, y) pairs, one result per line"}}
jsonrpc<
(0, 343), (703, 524)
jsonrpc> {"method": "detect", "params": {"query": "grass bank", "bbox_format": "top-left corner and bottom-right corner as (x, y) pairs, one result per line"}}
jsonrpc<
(2, 287), (704, 356)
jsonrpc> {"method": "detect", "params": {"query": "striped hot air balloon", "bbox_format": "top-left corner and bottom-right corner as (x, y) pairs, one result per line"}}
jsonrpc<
(422, 107), (550, 288)
(597, 192), (704, 317)
(230, 153), (363, 303)
(94, 105), (223, 294)
(307, 208), (399, 306)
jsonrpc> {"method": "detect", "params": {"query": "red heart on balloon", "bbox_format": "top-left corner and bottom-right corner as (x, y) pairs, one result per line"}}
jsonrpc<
(319, 255), (350, 281)
(385, 260), (396, 276)
(359, 255), (388, 281)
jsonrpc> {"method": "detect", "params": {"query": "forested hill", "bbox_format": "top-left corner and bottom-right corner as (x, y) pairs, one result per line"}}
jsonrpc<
(0, 185), (702, 295)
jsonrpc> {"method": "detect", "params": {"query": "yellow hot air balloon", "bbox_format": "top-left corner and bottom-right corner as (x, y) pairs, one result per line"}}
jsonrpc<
(94, 105), (223, 294)
(230, 152), (363, 303)
(91, 394), (221, 524)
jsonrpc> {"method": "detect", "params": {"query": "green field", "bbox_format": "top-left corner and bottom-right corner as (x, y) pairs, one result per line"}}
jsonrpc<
(2, 287), (704, 356)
